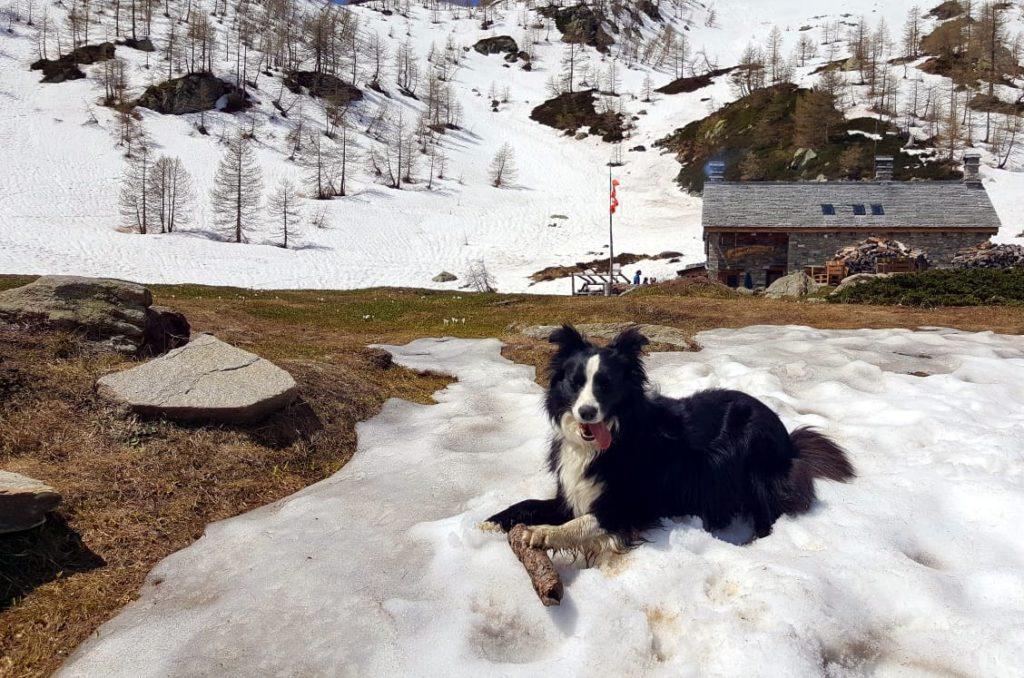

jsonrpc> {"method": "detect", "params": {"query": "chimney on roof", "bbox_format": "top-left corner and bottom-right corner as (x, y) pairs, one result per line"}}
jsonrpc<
(707, 161), (725, 183)
(874, 155), (894, 182)
(964, 153), (982, 185)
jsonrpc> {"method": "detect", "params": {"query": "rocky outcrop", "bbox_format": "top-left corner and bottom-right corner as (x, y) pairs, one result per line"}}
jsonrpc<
(0, 471), (62, 533)
(283, 71), (363, 106)
(538, 4), (614, 53)
(521, 323), (698, 351)
(136, 73), (249, 114)
(766, 272), (823, 299)
(432, 271), (457, 283)
(530, 90), (624, 142)
(30, 42), (115, 83)
(119, 37), (155, 52)
(473, 36), (519, 56)
(0, 276), (189, 355)
(96, 334), (299, 423)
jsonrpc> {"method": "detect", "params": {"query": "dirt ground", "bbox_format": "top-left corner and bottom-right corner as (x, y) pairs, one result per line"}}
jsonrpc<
(1, 275), (1022, 677)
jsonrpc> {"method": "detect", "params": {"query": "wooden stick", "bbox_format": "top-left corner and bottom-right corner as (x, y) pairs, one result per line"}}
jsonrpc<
(507, 524), (563, 606)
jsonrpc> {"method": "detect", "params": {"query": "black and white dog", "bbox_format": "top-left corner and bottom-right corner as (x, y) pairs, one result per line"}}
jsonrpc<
(485, 325), (854, 556)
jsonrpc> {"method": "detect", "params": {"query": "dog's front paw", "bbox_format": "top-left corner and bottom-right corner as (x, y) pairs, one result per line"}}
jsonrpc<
(477, 521), (503, 533)
(518, 525), (557, 550)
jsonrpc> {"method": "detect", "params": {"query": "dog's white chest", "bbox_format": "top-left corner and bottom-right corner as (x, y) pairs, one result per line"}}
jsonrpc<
(557, 440), (604, 517)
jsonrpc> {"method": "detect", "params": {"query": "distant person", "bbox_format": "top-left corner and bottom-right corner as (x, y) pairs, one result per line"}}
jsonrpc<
(633, 270), (642, 285)
(643, 277), (649, 285)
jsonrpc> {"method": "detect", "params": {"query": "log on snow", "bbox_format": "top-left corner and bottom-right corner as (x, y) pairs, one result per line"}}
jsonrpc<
(508, 524), (563, 606)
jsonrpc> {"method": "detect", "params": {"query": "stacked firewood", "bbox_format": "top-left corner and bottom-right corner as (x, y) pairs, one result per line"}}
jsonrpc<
(833, 237), (928, 274)
(951, 242), (1024, 269)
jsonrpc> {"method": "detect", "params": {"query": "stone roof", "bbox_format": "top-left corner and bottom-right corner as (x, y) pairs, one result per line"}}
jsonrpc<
(702, 181), (1002, 231)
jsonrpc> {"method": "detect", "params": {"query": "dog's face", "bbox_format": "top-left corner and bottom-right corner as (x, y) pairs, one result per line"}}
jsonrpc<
(545, 325), (649, 451)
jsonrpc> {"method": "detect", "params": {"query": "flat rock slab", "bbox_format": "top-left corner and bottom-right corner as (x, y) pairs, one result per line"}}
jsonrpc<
(0, 471), (62, 533)
(96, 334), (299, 423)
(521, 323), (698, 350)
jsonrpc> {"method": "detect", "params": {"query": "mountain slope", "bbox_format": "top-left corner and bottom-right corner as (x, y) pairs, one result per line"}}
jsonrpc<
(0, 0), (1021, 293)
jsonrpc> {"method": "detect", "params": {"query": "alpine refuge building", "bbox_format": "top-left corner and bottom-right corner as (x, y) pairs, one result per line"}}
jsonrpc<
(701, 155), (1002, 288)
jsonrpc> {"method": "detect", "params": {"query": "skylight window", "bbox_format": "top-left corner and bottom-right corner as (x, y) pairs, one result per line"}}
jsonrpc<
(871, 204), (885, 215)
(821, 204), (836, 216)
(852, 204), (867, 216)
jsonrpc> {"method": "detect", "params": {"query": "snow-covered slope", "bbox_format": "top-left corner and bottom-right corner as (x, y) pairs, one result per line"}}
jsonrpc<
(0, 1), (1021, 293)
(58, 326), (1024, 676)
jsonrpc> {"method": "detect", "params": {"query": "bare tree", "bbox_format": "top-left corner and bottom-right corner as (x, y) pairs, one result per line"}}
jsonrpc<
(489, 142), (517, 188)
(300, 129), (331, 199)
(149, 156), (195, 233)
(465, 260), (496, 293)
(367, 108), (415, 189)
(267, 177), (302, 248)
(210, 133), (263, 243)
(119, 143), (154, 234)
(310, 205), (331, 230)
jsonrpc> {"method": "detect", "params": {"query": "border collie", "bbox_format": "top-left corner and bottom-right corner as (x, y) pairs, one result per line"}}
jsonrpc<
(484, 325), (854, 557)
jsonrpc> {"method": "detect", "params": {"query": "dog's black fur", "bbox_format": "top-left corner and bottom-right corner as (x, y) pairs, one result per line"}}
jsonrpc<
(487, 325), (854, 546)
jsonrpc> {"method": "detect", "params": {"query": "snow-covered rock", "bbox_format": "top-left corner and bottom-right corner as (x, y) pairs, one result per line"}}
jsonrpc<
(59, 327), (1024, 677)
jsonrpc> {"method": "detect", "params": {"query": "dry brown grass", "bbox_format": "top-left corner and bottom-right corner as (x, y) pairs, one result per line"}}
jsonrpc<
(1, 275), (1022, 676)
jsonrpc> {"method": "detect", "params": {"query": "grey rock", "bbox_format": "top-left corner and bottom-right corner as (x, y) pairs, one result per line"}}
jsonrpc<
(766, 272), (823, 299)
(832, 272), (893, 295)
(522, 323), (697, 350)
(0, 276), (152, 354)
(432, 271), (458, 283)
(473, 36), (519, 56)
(0, 276), (186, 356)
(96, 334), (299, 423)
(0, 471), (61, 533)
(734, 286), (755, 295)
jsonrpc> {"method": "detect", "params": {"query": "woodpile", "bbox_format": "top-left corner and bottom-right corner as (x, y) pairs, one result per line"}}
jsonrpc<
(951, 242), (1024, 269)
(833, 237), (928, 274)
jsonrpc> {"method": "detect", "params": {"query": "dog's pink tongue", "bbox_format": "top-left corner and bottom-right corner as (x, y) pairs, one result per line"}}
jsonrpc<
(591, 422), (612, 451)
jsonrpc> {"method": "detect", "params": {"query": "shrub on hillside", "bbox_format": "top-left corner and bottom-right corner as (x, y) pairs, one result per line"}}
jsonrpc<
(829, 269), (1024, 307)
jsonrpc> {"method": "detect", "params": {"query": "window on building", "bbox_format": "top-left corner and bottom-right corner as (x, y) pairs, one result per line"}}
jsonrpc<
(871, 204), (885, 215)
(852, 204), (867, 216)
(821, 204), (836, 215)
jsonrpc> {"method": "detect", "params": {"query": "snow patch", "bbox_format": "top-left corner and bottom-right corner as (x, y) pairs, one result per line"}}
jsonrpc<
(59, 326), (1024, 677)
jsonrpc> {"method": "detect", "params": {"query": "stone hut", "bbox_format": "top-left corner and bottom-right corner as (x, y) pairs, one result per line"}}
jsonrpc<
(701, 155), (1001, 288)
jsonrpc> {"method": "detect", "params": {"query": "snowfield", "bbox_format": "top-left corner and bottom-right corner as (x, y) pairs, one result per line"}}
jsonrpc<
(58, 326), (1024, 677)
(0, 1), (1022, 293)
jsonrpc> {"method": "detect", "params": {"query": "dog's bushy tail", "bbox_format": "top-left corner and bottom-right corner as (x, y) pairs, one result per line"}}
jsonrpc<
(784, 427), (855, 515)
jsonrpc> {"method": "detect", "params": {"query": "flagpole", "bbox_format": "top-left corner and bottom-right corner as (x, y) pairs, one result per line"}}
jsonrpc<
(608, 167), (614, 297)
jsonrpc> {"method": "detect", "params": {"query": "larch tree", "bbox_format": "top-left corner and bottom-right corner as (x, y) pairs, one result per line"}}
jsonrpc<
(119, 142), (155, 234)
(267, 177), (302, 248)
(794, 88), (843, 148)
(149, 155), (195, 233)
(489, 142), (517, 188)
(210, 132), (264, 243)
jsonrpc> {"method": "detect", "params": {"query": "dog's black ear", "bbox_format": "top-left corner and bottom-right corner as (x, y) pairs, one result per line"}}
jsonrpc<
(609, 326), (649, 358)
(549, 324), (587, 354)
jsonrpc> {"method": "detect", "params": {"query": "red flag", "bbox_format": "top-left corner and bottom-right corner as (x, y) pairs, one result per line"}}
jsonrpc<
(610, 179), (620, 214)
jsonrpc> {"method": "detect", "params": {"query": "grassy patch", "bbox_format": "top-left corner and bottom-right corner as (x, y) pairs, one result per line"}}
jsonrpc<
(829, 269), (1024, 307)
